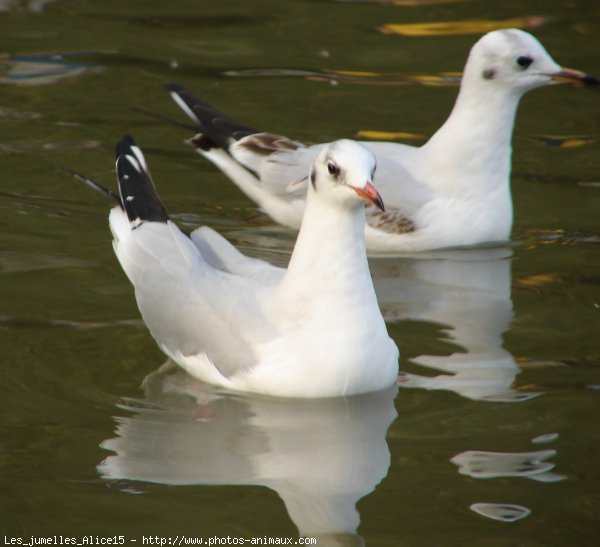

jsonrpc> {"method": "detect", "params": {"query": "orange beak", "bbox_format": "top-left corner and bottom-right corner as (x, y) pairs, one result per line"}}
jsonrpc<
(548, 68), (599, 87)
(353, 181), (385, 212)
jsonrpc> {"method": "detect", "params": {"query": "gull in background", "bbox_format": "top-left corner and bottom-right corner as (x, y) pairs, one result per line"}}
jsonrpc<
(165, 29), (598, 254)
(74, 136), (398, 398)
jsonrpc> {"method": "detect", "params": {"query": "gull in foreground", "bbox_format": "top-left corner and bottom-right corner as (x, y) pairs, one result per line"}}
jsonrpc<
(76, 136), (399, 398)
(165, 29), (598, 254)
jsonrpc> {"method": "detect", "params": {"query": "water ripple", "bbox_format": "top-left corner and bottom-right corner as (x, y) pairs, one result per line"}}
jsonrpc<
(451, 448), (565, 482)
(0, 53), (100, 86)
(470, 503), (531, 523)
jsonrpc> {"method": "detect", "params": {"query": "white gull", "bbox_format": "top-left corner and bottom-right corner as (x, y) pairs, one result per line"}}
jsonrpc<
(75, 135), (399, 398)
(165, 29), (598, 254)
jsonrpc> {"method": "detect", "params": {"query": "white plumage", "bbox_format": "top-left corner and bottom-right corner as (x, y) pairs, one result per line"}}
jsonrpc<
(166, 29), (597, 254)
(85, 136), (399, 398)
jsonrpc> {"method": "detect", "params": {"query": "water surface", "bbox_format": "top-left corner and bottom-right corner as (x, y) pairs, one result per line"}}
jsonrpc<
(1, 0), (599, 545)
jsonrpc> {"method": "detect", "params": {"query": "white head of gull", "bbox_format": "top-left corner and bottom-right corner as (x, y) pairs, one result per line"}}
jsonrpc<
(76, 136), (399, 398)
(165, 29), (598, 254)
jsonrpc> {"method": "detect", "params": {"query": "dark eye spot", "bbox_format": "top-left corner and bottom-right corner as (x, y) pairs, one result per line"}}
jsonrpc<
(310, 167), (317, 189)
(327, 161), (339, 177)
(516, 56), (533, 69)
(482, 68), (496, 80)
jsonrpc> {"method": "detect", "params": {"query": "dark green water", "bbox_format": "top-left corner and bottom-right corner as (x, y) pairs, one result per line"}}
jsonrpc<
(1, 0), (599, 545)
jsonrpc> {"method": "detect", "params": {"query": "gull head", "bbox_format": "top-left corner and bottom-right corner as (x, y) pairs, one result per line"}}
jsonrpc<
(310, 139), (384, 211)
(464, 29), (599, 95)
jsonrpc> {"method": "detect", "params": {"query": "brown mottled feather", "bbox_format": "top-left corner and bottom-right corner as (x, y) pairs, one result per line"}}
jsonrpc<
(366, 208), (416, 234)
(238, 132), (306, 155)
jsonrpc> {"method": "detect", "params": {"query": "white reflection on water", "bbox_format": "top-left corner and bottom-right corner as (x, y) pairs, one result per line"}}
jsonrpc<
(370, 247), (541, 402)
(452, 445), (565, 522)
(99, 365), (398, 546)
(531, 432), (559, 445)
(451, 448), (565, 482)
(0, 53), (100, 86)
(470, 503), (531, 523)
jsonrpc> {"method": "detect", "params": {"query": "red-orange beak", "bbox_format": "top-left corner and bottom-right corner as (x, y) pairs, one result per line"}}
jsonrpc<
(548, 67), (599, 87)
(353, 181), (385, 211)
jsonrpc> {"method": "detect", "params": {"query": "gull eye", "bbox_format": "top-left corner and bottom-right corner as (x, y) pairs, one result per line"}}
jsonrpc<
(327, 161), (339, 177)
(516, 56), (533, 69)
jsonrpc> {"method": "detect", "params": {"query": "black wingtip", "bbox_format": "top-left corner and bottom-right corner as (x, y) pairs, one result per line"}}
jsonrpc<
(163, 82), (204, 126)
(115, 133), (136, 160)
(115, 135), (169, 224)
(187, 133), (216, 152)
(164, 82), (186, 94)
(70, 169), (122, 206)
(164, 82), (260, 150)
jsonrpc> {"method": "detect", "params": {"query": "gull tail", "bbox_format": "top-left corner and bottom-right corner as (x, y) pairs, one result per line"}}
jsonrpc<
(73, 135), (169, 225)
(115, 135), (169, 224)
(163, 83), (308, 230)
(164, 82), (259, 151)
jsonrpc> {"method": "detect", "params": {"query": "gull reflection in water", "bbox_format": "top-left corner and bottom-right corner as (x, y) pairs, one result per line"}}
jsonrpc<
(451, 441), (565, 522)
(370, 247), (540, 402)
(99, 365), (398, 546)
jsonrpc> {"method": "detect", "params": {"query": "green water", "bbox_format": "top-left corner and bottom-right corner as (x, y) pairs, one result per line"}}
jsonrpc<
(1, 0), (599, 545)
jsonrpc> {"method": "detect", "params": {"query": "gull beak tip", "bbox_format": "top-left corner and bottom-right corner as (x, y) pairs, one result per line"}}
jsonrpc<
(374, 192), (385, 212)
(354, 181), (385, 212)
(550, 68), (600, 87)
